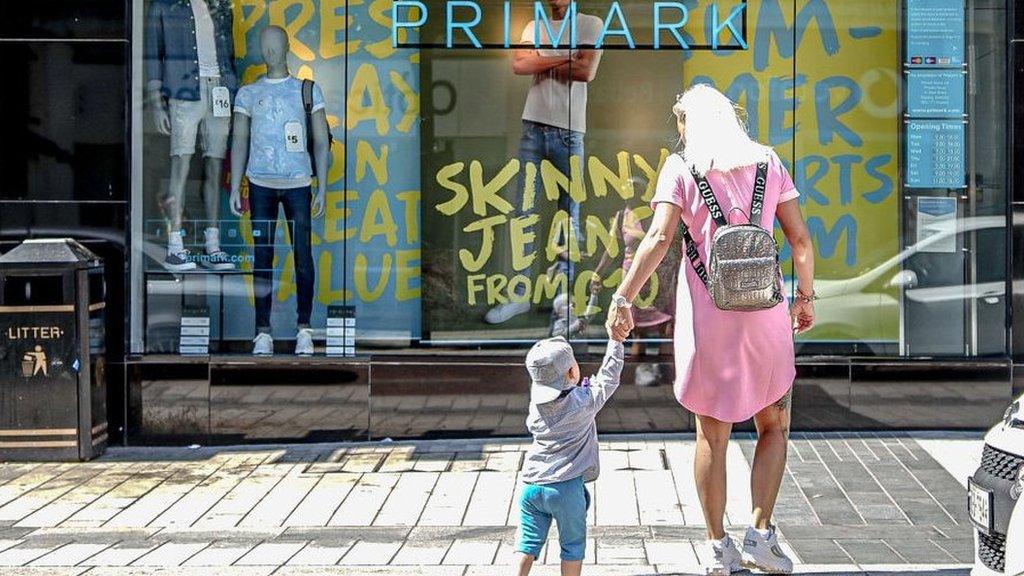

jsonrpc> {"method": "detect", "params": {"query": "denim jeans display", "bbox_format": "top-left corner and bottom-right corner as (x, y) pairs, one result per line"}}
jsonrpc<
(249, 183), (314, 332)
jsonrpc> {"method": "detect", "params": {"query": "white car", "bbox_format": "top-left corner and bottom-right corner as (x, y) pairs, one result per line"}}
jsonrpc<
(969, 391), (1024, 576)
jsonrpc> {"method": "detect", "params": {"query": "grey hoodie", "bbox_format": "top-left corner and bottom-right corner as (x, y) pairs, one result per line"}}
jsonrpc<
(521, 341), (625, 484)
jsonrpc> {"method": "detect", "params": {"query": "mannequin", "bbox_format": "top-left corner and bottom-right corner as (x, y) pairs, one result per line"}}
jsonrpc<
(145, 0), (237, 271)
(230, 26), (330, 356)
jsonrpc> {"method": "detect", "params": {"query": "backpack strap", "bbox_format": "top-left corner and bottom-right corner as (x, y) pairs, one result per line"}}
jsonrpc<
(301, 79), (314, 114)
(681, 227), (710, 289)
(689, 165), (728, 227)
(749, 160), (769, 226)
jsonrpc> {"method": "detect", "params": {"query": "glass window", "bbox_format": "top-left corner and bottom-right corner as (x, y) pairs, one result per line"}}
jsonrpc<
(131, 0), (1011, 360)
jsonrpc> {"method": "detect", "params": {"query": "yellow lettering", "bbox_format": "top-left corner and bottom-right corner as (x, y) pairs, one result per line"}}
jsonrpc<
(268, 0), (316, 61)
(540, 156), (586, 204)
(395, 249), (421, 301)
(533, 273), (566, 304)
(508, 275), (531, 303)
(458, 215), (506, 272)
(242, 63), (268, 86)
(521, 161), (538, 212)
(586, 214), (619, 258)
(317, 251), (348, 303)
(319, 0), (355, 59)
(633, 150), (669, 202)
(435, 162), (468, 216)
(327, 140), (345, 185)
(354, 252), (392, 301)
(366, 0), (398, 59)
(356, 141), (389, 185)
(347, 64), (390, 134)
(390, 70), (419, 133)
(509, 214), (539, 272)
(588, 151), (632, 199)
(546, 210), (581, 264)
(469, 160), (516, 217)
(234, 0), (265, 60)
(466, 274), (486, 306)
(486, 274), (508, 305)
(360, 189), (398, 247)
(396, 191), (420, 244)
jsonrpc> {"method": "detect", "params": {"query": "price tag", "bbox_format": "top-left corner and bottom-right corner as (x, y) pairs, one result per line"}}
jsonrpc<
(211, 86), (231, 118)
(285, 121), (304, 152)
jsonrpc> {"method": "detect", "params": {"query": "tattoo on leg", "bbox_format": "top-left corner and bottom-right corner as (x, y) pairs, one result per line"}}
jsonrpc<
(773, 389), (792, 411)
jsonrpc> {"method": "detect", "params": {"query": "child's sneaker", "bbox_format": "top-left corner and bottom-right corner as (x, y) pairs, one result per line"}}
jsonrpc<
(706, 535), (742, 575)
(741, 525), (793, 574)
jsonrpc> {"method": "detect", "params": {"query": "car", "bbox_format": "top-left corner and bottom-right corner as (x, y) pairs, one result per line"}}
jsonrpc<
(969, 391), (1024, 576)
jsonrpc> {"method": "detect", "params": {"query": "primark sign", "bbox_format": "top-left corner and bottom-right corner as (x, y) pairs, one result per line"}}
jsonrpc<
(391, 1), (749, 50)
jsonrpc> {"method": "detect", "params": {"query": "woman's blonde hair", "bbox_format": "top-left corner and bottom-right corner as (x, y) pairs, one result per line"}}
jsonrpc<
(672, 84), (771, 177)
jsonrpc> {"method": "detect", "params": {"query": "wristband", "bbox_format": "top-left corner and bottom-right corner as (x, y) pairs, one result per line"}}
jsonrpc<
(796, 288), (818, 303)
(612, 294), (632, 309)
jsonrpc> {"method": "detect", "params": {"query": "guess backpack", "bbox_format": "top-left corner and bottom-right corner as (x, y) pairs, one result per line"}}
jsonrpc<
(681, 158), (784, 311)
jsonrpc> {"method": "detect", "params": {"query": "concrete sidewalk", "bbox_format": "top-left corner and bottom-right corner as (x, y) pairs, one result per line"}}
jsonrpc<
(0, 432), (984, 575)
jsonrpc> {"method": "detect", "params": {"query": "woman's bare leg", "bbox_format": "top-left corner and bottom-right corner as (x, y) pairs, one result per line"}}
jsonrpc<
(695, 414), (733, 539)
(750, 389), (792, 529)
(512, 552), (533, 576)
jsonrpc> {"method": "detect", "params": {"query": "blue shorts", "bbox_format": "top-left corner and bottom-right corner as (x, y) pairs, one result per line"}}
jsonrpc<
(516, 476), (591, 562)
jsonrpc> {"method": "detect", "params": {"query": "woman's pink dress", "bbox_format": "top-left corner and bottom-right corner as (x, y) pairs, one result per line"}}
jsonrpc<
(652, 150), (800, 423)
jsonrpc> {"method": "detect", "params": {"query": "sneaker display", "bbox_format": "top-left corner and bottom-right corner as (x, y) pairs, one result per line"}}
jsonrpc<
(741, 525), (793, 574)
(484, 300), (530, 324)
(202, 228), (235, 270)
(295, 328), (314, 356)
(164, 249), (196, 272)
(252, 332), (274, 356)
(706, 535), (742, 576)
(201, 249), (235, 271)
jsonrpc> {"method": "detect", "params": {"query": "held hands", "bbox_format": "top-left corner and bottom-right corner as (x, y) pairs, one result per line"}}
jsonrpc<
(605, 299), (633, 343)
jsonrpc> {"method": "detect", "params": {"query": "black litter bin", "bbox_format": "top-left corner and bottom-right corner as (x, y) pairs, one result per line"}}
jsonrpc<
(0, 238), (108, 461)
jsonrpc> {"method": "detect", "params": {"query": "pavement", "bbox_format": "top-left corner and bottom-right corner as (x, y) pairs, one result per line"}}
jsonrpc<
(0, 431), (985, 575)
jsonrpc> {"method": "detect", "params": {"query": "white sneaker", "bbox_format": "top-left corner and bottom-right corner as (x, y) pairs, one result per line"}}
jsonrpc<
(706, 536), (742, 576)
(252, 333), (274, 355)
(295, 328), (314, 356)
(742, 526), (793, 574)
(484, 300), (530, 324)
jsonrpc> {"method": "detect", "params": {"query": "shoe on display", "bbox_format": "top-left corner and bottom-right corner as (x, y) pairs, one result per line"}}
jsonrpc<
(201, 250), (235, 270)
(164, 249), (197, 272)
(706, 535), (742, 576)
(252, 332), (274, 356)
(484, 300), (530, 324)
(741, 525), (793, 574)
(202, 228), (235, 270)
(295, 328), (314, 356)
(635, 363), (660, 387)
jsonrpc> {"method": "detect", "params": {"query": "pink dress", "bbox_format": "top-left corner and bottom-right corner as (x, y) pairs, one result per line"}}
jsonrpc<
(652, 150), (800, 423)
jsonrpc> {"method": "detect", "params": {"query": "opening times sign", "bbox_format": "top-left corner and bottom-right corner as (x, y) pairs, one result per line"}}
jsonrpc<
(904, 0), (966, 189)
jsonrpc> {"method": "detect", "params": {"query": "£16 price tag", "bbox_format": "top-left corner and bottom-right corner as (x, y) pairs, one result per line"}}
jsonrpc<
(211, 87), (231, 118)
(284, 121), (304, 152)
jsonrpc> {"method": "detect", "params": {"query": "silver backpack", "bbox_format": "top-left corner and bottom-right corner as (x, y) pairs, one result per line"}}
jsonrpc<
(681, 159), (784, 311)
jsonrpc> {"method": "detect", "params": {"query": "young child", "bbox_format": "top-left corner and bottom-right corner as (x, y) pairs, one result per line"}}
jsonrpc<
(514, 335), (625, 576)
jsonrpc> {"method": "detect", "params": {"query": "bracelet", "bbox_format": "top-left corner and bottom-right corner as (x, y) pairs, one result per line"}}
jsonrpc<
(795, 288), (818, 303)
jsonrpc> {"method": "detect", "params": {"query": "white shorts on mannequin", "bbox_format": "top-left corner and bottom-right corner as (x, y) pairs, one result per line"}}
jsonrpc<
(168, 76), (230, 159)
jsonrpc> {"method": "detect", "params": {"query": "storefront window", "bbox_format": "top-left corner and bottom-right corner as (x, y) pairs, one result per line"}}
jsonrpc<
(130, 0), (1010, 359)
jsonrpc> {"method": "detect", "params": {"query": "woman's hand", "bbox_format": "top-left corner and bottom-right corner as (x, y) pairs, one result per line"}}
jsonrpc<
(790, 299), (815, 334)
(606, 303), (633, 342)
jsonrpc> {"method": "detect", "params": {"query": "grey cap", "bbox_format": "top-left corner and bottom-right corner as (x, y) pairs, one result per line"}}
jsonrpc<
(526, 336), (575, 404)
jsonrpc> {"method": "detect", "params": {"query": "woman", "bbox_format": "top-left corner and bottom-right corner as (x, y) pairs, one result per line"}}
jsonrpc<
(606, 84), (815, 575)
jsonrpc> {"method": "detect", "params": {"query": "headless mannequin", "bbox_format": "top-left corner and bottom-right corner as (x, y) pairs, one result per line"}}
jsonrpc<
(151, 99), (223, 246)
(148, 0), (233, 270)
(229, 26), (330, 353)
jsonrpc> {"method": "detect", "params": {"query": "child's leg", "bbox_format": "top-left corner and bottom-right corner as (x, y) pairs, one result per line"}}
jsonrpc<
(550, 479), (589, 574)
(514, 484), (551, 575)
(512, 552), (534, 576)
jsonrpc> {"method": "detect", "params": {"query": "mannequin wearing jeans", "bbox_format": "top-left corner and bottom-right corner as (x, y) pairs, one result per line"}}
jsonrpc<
(229, 26), (330, 355)
(145, 0), (237, 271)
(486, 0), (603, 330)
